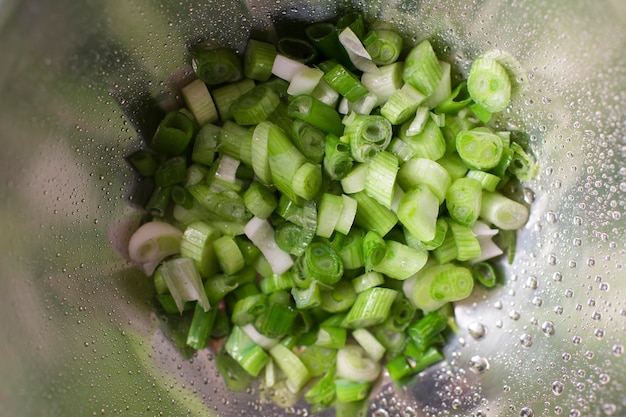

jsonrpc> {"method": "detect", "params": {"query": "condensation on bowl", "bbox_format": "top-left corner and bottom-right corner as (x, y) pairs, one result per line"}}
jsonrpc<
(0, 1), (624, 417)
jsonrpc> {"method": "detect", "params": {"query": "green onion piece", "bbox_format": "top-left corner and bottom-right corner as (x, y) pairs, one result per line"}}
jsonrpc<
(508, 142), (538, 181)
(291, 119), (326, 164)
(405, 106), (431, 136)
(204, 274), (239, 305)
(467, 57), (512, 113)
(128, 221), (183, 276)
(232, 293), (267, 326)
(335, 194), (358, 235)
(387, 138), (415, 164)
(360, 62), (404, 106)
(398, 117), (446, 161)
(432, 263), (474, 304)
(323, 64), (369, 102)
(316, 325), (347, 349)
(402, 39), (442, 96)
(155, 156), (187, 187)
(267, 126), (310, 202)
(387, 296), (417, 332)
(447, 219), (481, 261)
(320, 279), (357, 313)
(372, 326), (407, 356)
(408, 264), (451, 312)
(456, 128), (504, 170)
(324, 133), (354, 180)
(373, 240), (428, 280)
(244, 39), (277, 81)
(191, 46), (243, 85)
(441, 113), (477, 153)
(311, 79), (340, 107)
(301, 241), (344, 286)
(159, 257), (210, 314)
(282, 199), (318, 257)
(335, 378), (371, 403)
(292, 280), (322, 309)
(191, 123), (220, 165)
(127, 148), (159, 176)
(336, 12), (366, 39)
(335, 344), (381, 382)
(352, 328), (386, 361)
(365, 151), (398, 209)
(181, 78), (218, 126)
(213, 234), (245, 275)
(468, 102), (492, 123)
(437, 152), (470, 181)
(351, 271), (385, 293)
(244, 216), (294, 275)
(397, 184), (440, 242)
(397, 157), (451, 204)
(256, 302), (298, 338)
(288, 67), (325, 96)
(317, 193), (344, 238)
(472, 261), (498, 288)
(381, 83), (426, 125)
(421, 59), (450, 109)
(304, 366), (337, 408)
(215, 351), (255, 392)
(243, 181), (277, 219)
(187, 184), (250, 222)
(412, 346), (444, 373)
(362, 230), (386, 271)
(218, 120), (254, 166)
(407, 310), (448, 351)
(363, 29), (403, 65)
(186, 302), (217, 350)
(445, 177), (483, 226)
(275, 221), (305, 254)
(343, 114), (393, 163)
(146, 185), (172, 218)
(156, 294), (186, 314)
(288, 94), (344, 137)
(151, 110), (194, 155)
(306, 22), (353, 70)
(184, 163), (209, 187)
(260, 271), (294, 294)
(230, 85), (280, 126)
(385, 356), (413, 381)
(342, 287), (398, 328)
(337, 27), (378, 73)
(292, 161), (323, 201)
(225, 325), (270, 377)
(466, 169), (500, 192)
(180, 221), (221, 278)
(269, 343), (311, 392)
(336, 227), (365, 270)
(212, 79), (256, 121)
(480, 191), (529, 230)
(250, 121), (275, 184)
(278, 37), (318, 64)
(433, 78), (471, 116)
(431, 230), (458, 265)
(410, 217), (449, 251)
(300, 346), (338, 377)
(340, 163), (367, 194)
(271, 54), (310, 81)
(334, 399), (369, 417)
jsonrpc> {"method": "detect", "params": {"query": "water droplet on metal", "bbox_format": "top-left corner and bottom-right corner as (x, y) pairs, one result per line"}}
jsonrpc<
(612, 344), (623, 356)
(602, 403), (617, 415)
(541, 321), (556, 336)
(519, 406), (535, 417)
(468, 322), (487, 340)
(469, 356), (490, 374)
(552, 380), (565, 395)
(599, 373), (611, 384)
(520, 333), (533, 348)
(526, 276), (538, 289)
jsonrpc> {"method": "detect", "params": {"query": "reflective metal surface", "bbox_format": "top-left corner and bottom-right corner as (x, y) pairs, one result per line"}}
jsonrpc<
(0, 1), (624, 416)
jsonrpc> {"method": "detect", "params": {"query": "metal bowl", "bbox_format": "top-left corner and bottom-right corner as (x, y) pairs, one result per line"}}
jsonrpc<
(1, 1), (624, 416)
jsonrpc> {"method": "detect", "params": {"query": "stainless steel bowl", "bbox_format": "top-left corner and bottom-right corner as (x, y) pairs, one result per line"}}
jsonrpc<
(1, 1), (624, 416)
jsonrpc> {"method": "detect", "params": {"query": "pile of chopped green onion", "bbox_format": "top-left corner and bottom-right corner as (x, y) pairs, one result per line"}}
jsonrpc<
(126, 11), (536, 416)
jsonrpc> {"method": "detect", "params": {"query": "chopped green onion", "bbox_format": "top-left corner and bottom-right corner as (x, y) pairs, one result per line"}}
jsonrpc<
(244, 39), (277, 82)
(304, 366), (337, 408)
(360, 62), (404, 106)
(269, 343), (311, 392)
(336, 12), (366, 39)
(128, 221), (183, 276)
(335, 194), (358, 235)
(397, 184), (440, 243)
(352, 328), (386, 361)
(397, 157), (451, 204)
(288, 94), (344, 137)
(244, 216), (294, 275)
(323, 64), (369, 102)
(335, 378), (371, 403)
(146, 185), (172, 218)
(212, 79), (256, 121)
(337, 227), (366, 270)
(215, 351), (255, 392)
(230, 85), (280, 126)
(154, 156), (186, 187)
(180, 221), (221, 278)
(320, 279), (357, 313)
(466, 169), (500, 192)
(213, 234), (245, 275)
(191, 123), (221, 165)
(243, 181), (277, 219)
(190, 46), (243, 85)
(372, 240), (428, 280)
(256, 302), (298, 338)
(338, 27), (377, 73)
(456, 128), (504, 170)
(480, 191), (529, 230)
(225, 325), (270, 377)
(291, 119), (326, 163)
(363, 29), (403, 65)
(301, 241), (344, 286)
(159, 257), (210, 314)
(186, 302), (217, 350)
(351, 271), (385, 293)
(151, 110), (194, 155)
(381, 83), (426, 125)
(472, 261), (498, 288)
(508, 142), (538, 181)
(272, 54), (310, 81)
(335, 344), (381, 382)
(181, 78), (218, 126)
(344, 114), (393, 162)
(127, 148), (159, 177)
(316, 325), (347, 349)
(447, 219), (481, 261)
(300, 345), (337, 377)
(407, 310), (448, 351)
(467, 57), (512, 113)
(365, 151), (398, 209)
(342, 287), (398, 328)
(352, 191), (398, 239)
(305, 22), (353, 69)
(399, 117), (446, 161)
(324, 133), (354, 180)
(287, 67), (325, 96)
(402, 39), (442, 96)
(445, 177), (483, 226)
(232, 293), (267, 326)
(278, 37), (318, 64)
